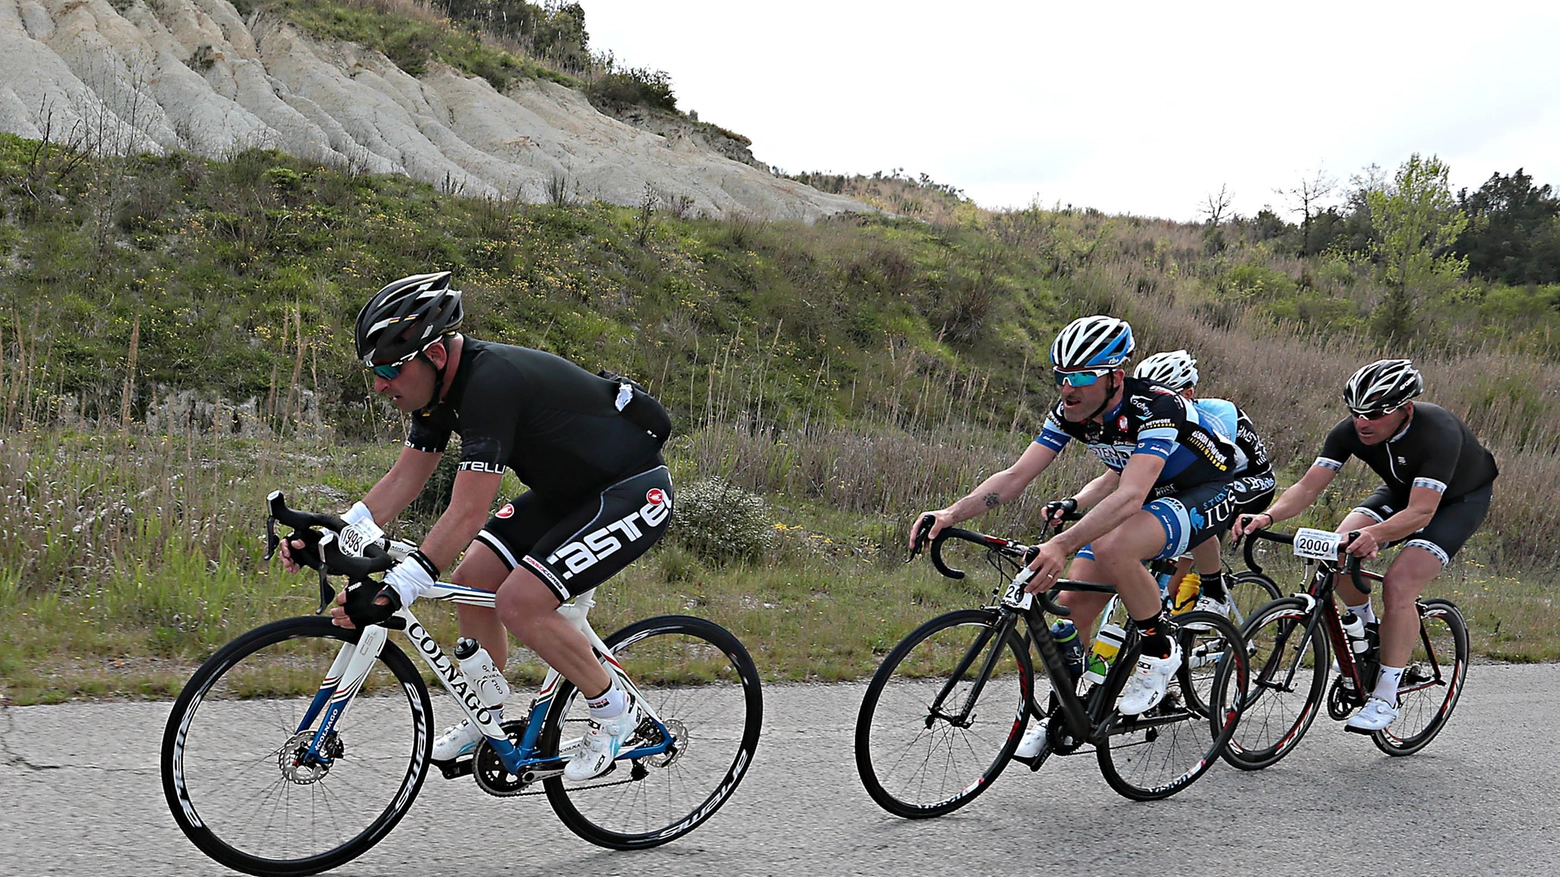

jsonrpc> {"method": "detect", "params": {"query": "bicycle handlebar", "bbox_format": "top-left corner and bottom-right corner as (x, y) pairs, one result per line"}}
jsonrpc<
(264, 491), (397, 613)
(1241, 527), (1370, 593)
(925, 525), (1073, 617)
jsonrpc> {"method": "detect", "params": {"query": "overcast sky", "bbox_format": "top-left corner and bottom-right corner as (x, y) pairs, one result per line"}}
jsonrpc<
(581, 0), (1560, 222)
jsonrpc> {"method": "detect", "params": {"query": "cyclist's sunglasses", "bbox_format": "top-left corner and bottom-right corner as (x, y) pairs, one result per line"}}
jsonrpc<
(1053, 368), (1113, 388)
(367, 341), (437, 380)
(1350, 405), (1401, 421)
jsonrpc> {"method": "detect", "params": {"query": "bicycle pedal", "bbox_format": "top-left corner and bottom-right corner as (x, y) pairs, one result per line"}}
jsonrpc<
(434, 756), (475, 780)
(1342, 723), (1373, 737)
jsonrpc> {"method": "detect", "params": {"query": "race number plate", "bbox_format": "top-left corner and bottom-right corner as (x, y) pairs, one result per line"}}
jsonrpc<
(1292, 527), (1344, 561)
(1001, 571), (1036, 610)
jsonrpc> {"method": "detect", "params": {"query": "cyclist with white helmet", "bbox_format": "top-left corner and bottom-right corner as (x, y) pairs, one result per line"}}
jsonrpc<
(913, 316), (1242, 750)
(1233, 359), (1497, 731)
(282, 271), (673, 781)
(1133, 349), (1277, 615)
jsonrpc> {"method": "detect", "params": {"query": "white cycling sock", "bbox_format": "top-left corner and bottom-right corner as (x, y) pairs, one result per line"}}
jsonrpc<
(586, 679), (630, 719)
(1372, 665), (1404, 705)
(1346, 601), (1377, 625)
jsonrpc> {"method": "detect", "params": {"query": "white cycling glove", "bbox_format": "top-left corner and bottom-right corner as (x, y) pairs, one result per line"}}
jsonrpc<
(383, 550), (439, 608)
(339, 501), (384, 557)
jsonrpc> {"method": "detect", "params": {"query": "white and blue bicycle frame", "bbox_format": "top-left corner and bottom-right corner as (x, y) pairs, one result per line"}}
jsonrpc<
(290, 585), (675, 778)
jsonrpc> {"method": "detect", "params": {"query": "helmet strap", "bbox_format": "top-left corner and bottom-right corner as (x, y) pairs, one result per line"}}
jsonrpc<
(1084, 372), (1120, 424)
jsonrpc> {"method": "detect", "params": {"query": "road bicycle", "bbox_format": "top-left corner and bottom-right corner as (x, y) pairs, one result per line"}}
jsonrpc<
(854, 520), (1248, 816)
(161, 492), (762, 877)
(1225, 527), (1468, 769)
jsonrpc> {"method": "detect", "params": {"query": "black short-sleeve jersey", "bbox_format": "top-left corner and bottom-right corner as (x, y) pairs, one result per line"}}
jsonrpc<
(405, 338), (666, 504)
(1314, 402), (1498, 502)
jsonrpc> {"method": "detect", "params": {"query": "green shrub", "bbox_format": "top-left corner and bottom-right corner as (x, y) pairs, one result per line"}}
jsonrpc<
(587, 68), (676, 112)
(669, 477), (775, 566)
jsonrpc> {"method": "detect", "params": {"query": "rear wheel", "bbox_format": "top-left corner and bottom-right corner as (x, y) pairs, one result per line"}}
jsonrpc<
(855, 609), (1036, 818)
(1228, 570), (1283, 627)
(1095, 611), (1247, 800)
(541, 615), (762, 848)
(1372, 599), (1468, 756)
(1224, 597), (1327, 770)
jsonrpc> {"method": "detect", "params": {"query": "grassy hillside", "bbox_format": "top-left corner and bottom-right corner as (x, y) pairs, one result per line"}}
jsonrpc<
(4, 135), (1560, 702)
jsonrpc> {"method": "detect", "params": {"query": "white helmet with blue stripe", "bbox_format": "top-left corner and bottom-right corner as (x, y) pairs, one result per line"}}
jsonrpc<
(1051, 315), (1135, 371)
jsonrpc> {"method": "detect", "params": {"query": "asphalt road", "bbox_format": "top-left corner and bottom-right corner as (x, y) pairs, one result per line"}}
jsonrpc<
(4, 664), (1558, 877)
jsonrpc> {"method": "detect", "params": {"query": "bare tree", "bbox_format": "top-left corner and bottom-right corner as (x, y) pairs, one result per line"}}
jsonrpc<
(1276, 166), (1337, 256)
(1200, 183), (1233, 227)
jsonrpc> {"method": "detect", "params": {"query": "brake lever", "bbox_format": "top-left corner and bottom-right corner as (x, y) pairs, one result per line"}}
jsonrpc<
(906, 514), (936, 565)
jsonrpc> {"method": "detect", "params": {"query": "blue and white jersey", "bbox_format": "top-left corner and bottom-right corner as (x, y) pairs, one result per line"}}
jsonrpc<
(1036, 377), (1239, 491)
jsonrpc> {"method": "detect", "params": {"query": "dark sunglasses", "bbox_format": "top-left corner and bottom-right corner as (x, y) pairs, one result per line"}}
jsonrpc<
(368, 341), (437, 380)
(1350, 405), (1400, 421)
(1053, 368), (1112, 388)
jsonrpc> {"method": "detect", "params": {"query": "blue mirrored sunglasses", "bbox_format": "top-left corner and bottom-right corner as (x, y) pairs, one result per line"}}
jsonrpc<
(368, 347), (424, 380)
(1053, 368), (1111, 387)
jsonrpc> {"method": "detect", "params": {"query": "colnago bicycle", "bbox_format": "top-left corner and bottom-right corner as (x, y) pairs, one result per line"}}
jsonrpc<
(1225, 527), (1468, 769)
(161, 493), (762, 877)
(854, 519), (1248, 815)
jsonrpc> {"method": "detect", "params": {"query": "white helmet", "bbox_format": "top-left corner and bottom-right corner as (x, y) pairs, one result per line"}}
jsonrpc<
(1134, 350), (1199, 391)
(1050, 316), (1135, 371)
(1343, 359), (1423, 414)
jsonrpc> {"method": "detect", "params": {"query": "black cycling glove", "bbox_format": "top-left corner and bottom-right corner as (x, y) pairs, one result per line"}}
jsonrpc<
(342, 581), (403, 628)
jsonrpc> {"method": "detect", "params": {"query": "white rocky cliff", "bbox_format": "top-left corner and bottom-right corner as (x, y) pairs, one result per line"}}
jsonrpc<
(0, 0), (865, 220)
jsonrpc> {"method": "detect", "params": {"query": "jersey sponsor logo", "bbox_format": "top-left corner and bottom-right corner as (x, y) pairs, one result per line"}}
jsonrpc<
(495, 503), (515, 519)
(459, 460), (506, 474)
(1116, 415), (1129, 432)
(646, 487), (666, 506)
(1182, 430), (1231, 471)
(547, 494), (673, 580)
(1087, 442), (1136, 471)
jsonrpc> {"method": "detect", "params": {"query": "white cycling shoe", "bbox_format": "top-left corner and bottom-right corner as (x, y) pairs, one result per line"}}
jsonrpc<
(432, 719), (485, 761)
(564, 702), (641, 781)
(1346, 696), (1400, 732)
(1117, 640), (1182, 716)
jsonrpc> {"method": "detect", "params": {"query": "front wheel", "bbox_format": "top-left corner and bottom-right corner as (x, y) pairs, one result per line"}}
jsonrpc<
(1373, 599), (1469, 756)
(160, 617), (432, 877)
(541, 615), (763, 849)
(1223, 597), (1327, 770)
(1095, 610), (1247, 801)
(855, 608), (1036, 818)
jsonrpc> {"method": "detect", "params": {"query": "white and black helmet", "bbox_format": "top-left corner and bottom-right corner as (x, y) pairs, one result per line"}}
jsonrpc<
(355, 271), (464, 366)
(1343, 359), (1423, 414)
(1051, 315), (1135, 371)
(1134, 349), (1199, 391)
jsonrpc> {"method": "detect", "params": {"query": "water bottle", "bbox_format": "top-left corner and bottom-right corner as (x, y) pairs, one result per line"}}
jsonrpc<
(1050, 621), (1085, 682)
(454, 637), (510, 710)
(1081, 622), (1126, 685)
(1340, 611), (1370, 659)
(1173, 570), (1202, 614)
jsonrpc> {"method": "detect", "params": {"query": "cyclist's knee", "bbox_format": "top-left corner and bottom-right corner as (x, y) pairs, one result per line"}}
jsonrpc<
(493, 568), (560, 631)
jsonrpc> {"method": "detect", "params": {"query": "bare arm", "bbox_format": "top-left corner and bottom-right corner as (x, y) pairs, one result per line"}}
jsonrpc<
(910, 441), (1058, 548)
(417, 469), (504, 572)
(361, 446), (443, 523)
(1233, 464), (1338, 537)
(1046, 454), (1165, 557)
(1346, 485), (1440, 559)
(1071, 470), (1119, 510)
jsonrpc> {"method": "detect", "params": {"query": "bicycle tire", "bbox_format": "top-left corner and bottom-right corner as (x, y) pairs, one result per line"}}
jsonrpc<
(1095, 610), (1246, 801)
(1372, 599), (1469, 756)
(161, 617), (433, 877)
(855, 608), (1036, 818)
(1228, 570), (1282, 626)
(541, 615), (763, 849)
(1223, 596), (1327, 770)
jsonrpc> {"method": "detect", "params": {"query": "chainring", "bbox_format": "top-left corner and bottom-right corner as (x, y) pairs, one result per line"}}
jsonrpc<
(472, 719), (536, 797)
(1327, 674), (1363, 721)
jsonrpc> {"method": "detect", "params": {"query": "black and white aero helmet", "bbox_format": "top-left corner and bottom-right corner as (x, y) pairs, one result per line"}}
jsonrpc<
(1051, 315), (1135, 371)
(355, 271), (464, 366)
(1134, 350), (1199, 391)
(1343, 359), (1423, 414)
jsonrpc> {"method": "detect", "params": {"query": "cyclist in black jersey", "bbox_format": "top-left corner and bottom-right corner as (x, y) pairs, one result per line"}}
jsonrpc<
(1132, 349), (1277, 616)
(1233, 359), (1497, 732)
(281, 272), (673, 780)
(912, 316), (1242, 737)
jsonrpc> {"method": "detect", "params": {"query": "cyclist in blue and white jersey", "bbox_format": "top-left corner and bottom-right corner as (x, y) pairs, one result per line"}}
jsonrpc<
(913, 316), (1241, 747)
(1133, 349), (1277, 616)
(1234, 359), (1497, 732)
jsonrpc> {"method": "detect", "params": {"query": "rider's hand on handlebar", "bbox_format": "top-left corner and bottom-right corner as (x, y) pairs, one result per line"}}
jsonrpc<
(1041, 498), (1078, 528)
(908, 511), (948, 554)
(1022, 541), (1070, 595)
(1344, 528), (1382, 560)
(279, 538), (308, 574)
(1232, 512), (1271, 540)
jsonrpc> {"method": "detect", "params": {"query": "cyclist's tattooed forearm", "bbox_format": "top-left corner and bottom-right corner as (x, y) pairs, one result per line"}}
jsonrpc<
(983, 492), (1001, 508)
